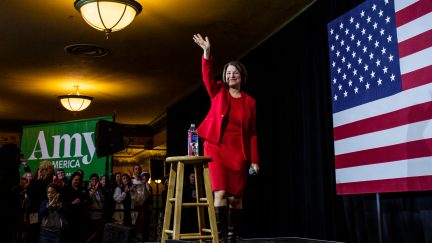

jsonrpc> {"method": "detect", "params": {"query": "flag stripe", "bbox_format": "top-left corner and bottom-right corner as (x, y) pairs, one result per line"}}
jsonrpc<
(336, 175), (432, 194)
(398, 29), (432, 57)
(334, 119), (432, 155)
(335, 138), (432, 169)
(333, 100), (432, 140)
(394, 0), (417, 12)
(396, 12), (432, 42)
(399, 47), (432, 74)
(333, 83), (432, 127)
(336, 156), (432, 183)
(402, 65), (432, 90)
(395, 0), (432, 27)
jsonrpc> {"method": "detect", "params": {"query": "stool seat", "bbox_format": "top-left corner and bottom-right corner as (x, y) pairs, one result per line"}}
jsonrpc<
(161, 156), (219, 242)
(166, 155), (212, 164)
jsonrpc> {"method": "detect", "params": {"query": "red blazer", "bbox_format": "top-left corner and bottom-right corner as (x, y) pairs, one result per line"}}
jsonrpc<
(197, 56), (259, 164)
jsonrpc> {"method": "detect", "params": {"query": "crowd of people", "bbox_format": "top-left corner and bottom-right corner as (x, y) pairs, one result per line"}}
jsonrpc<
(14, 161), (153, 243)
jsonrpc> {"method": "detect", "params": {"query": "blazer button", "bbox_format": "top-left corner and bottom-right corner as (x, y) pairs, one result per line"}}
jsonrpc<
(221, 114), (224, 117)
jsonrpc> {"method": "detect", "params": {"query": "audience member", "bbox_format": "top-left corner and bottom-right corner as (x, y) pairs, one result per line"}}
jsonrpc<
(53, 169), (67, 188)
(140, 171), (153, 242)
(23, 171), (33, 185)
(113, 172), (122, 188)
(132, 167), (151, 240)
(100, 174), (114, 224)
(63, 172), (88, 243)
(15, 177), (30, 243)
(131, 164), (143, 184)
(75, 169), (87, 188)
(112, 173), (135, 226)
(0, 144), (21, 243)
(87, 173), (105, 242)
(25, 160), (54, 243)
(39, 183), (65, 243)
(156, 174), (170, 242)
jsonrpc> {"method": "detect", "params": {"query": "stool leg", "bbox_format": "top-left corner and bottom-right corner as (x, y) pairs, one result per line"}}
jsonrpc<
(172, 161), (185, 239)
(194, 165), (206, 236)
(162, 162), (178, 242)
(203, 163), (219, 242)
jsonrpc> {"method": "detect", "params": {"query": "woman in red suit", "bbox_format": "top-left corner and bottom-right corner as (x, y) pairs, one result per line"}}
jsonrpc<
(193, 33), (260, 242)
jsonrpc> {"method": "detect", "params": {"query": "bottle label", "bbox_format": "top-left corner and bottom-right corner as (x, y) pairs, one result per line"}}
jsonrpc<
(188, 133), (199, 156)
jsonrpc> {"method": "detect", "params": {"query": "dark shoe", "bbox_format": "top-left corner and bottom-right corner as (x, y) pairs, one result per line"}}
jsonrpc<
(227, 231), (238, 243)
(214, 206), (228, 242)
(227, 208), (243, 243)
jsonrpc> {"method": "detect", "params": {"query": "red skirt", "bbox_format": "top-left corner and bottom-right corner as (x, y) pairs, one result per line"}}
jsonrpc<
(204, 138), (248, 198)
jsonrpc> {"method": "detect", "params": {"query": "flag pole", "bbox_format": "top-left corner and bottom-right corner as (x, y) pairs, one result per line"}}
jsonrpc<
(376, 193), (383, 243)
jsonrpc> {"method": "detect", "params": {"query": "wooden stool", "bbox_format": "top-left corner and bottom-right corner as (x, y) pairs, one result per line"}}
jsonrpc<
(161, 156), (219, 242)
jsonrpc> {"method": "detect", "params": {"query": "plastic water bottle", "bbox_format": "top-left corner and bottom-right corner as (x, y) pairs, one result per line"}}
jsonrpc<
(188, 124), (199, 156)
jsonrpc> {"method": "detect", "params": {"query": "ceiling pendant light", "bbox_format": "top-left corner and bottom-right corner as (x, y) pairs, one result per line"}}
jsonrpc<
(74, 0), (142, 38)
(58, 85), (93, 112)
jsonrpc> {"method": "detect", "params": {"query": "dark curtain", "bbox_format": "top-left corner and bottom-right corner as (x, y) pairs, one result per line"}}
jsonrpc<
(166, 0), (432, 242)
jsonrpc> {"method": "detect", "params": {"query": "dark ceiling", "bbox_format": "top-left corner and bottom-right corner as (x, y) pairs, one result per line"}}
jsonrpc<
(0, 0), (315, 127)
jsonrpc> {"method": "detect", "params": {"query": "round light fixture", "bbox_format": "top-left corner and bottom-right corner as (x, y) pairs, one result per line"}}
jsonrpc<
(74, 0), (142, 38)
(58, 85), (93, 112)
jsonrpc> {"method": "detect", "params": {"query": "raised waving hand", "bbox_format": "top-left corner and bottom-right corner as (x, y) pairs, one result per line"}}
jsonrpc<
(193, 34), (210, 59)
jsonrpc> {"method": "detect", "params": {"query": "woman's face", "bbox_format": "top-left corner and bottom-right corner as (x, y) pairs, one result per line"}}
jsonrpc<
(100, 176), (106, 187)
(57, 170), (65, 180)
(47, 186), (58, 201)
(90, 176), (99, 187)
(189, 173), (195, 184)
(122, 175), (130, 186)
(71, 175), (82, 189)
(115, 173), (122, 184)
(225, 65), (242, 89)
(24, 172), (33, 183)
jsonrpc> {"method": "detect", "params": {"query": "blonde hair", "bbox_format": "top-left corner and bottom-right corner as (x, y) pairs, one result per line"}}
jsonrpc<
(38, 160), (54, 180)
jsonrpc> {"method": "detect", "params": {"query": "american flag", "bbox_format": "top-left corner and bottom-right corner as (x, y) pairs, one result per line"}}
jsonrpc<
(327, 0), (432, 195)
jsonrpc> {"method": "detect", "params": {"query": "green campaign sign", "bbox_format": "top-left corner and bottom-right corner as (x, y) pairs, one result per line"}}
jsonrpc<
(20, 116), (112, 180)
